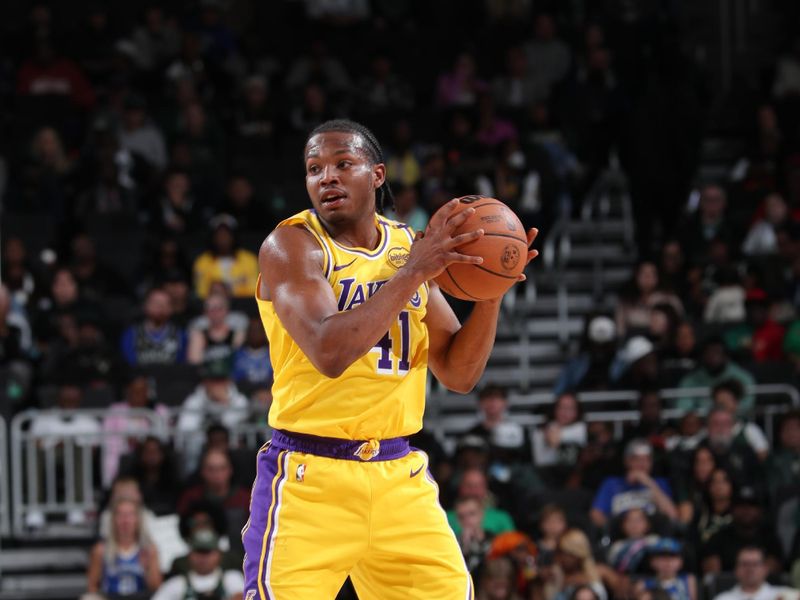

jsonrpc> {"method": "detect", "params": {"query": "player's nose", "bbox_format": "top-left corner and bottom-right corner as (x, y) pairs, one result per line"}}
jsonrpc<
(319, 165), (339, 185)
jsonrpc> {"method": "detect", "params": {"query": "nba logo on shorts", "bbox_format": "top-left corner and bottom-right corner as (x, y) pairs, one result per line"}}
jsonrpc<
(245, 590), (256, 600)
(296, 463), (306, 482)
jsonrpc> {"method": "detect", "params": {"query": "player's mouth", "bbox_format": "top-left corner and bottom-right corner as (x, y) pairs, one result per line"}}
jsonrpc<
(320, 189), (348, 208)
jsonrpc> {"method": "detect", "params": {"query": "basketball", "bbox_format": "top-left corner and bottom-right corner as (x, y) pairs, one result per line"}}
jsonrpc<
(433, 195), (529, 301)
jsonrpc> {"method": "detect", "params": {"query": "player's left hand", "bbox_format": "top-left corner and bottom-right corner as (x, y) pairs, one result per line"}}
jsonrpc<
(516, 228), (539, 282)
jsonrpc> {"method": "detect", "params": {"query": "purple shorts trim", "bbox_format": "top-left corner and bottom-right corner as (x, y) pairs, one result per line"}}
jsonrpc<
(271, 429), (410, 461)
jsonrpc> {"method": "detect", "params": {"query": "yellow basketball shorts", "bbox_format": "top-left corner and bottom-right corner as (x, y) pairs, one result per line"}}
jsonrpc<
(241, 430), (474, 600)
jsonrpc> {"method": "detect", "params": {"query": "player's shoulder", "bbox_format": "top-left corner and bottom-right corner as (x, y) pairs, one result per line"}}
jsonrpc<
(259, 222), (321, 262)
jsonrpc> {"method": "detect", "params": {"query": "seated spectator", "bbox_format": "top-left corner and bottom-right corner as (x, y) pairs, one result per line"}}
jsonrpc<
(638, 539), (696, 600)
(169, 499), (242, 576)
(121, 287), (187, 366)
(69, 233), (131, 301)
(122, 436), (181, 517)
(102, 373), (169, 487)
(192, 214), (259, 300)
(0, 284), (32, 412)
(711, 380), (769, 461)
(693, 468), (734, 546)
(675, 446), (717, 526)
(148, 168), (203, 235)
(177, 360), (249, 472)
(664, 412), (705, 454)
(151, 529), (244, 600)
(435, 52), (487, 108)
(98, 476), (158, 542)
(464, 383), (531, 463)
(58, 313), (123, 388)
(553, 315), (617, 395)
(766, 411), (800, 500)
(712, 546), (799, 600)
(231, 317), (272, 391)
(725, 290), (786, 363)
(534, 529), (608, 600)
(676, 337), (756, 414)
(217, 174), (272, 233)
(487, 531), (539, 598)
(27, 383), (101, 527)
(624, 390), (668, 451)
(661, 321), (698, 382)
(702, 487), (784, 575)
(187, 292), (245, 366)
(679, 184), (736, 268)
(704, 267), (746, 324)
(475, 556), (523, 600)
(611, 336), (663, 390)
(523, 14), (571, 91)
(742, 193), (794, 256)
(492, 45), (549, 112)
(590, 439), (677, 529)
(455, 496), (494, 576)
(85, 498), (162, 597)
(700, 408), (763, 490)
(447, 468), (515, 537)
(607, 508), (661, 574)
(382, 183), (429, 233)
(616, 261), (684, 338)
(572, 421), (621, 491)
(118, 93), (168, 173)
(176, 448), (250, 547)
(532, 392), (586, 475)
(535, 505), (569, 568)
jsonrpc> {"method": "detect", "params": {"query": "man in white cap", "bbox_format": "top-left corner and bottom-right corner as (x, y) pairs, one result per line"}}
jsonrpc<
(553, 315), (617, 394)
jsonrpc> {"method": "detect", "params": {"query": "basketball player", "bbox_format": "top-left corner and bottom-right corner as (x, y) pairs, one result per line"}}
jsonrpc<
(242, 119), (538, 599)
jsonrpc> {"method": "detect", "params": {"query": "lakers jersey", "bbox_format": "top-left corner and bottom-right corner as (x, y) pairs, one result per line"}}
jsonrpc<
(256, 209), (430, 440)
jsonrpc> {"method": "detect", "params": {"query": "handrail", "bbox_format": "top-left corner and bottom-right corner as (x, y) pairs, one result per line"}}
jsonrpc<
(0, 414), (9, 556)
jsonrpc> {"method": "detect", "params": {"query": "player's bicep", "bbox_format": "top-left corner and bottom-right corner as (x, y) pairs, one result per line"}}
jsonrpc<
(259, 227), (340, 355)
(423, 283), (462, 380)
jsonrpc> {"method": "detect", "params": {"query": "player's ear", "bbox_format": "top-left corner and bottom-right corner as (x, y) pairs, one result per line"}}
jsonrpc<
(373, 163), (386, 190)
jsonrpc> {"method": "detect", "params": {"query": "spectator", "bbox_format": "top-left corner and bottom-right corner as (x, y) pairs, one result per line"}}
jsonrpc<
(532, 392), (587, 474)
(766, 411), (800, 500)
(711, 380), (769, 461)
(176, 359), (249, 472)
(16, 126), (75, 215)
(216, 174), (272, 234)
(355, 53), (414, 117)
(702, 487), (784, 575)
(85, 498), (162, 597)
(176, 448), (250, 548)
(623, 390), (668, 450)
(192, 214), (259, 300)
(454, 496), (494, 576)
(639, 539), (696, 600)
(0, 284), (31, 410)
(69, 233), (131, 301)
(700, 408), (763, 490)
(712, 546), (799, 600)
(119, 93), (168, 172)
(129, 5), (180, 72)
(664, 412), (705, 454)
(679, 184), (735, 267)
(382, 183), (429, 232)
(58, 313), (123, 388)
(475, 556), (523, 600)
(121, 287), (187, 366)
(102, 373), (169, 487)
(573, 421), (621, 491)
(607, 508), (661, 575)
(742, 193), (794, 256)
(170, 499), (241, 576)
(149, 168), (202, 235)
(661, 321), (698, 381)
(611, 336), (663, 390)
(231, 75), (277, 171)
(522, 14), (571, 91)
(231, 317), (272, 390)
(553, 315), (617, 394)
(724, 290), (786, 364)
(463, 384), (531, 463)
(187, 292), (245, 366)
(151, 529), (244, 600)
(675, 446), (718, 526)
(2, 236), (41, 314)
(704, 267), (746, 324)
(535, 505), (569, 568)
(590, 438), (677, 529)
(492, 46), (549, 112)
(692, 468), (734, 546)
(384, 119), (422, 187)
(616, 261), (684, 338)
(16, 39), (95, 109)
(475, 94), (518, 151)
(97, 477), (158, 541)
(122, 436), (181, 516)
(487, 531), (539, 598)
(447, 468), (515, 537)
(676, 338), (756, 414)
(535, 529), (608, 600)
(136, 238), (193, 298)
(436, 52), (487, 108)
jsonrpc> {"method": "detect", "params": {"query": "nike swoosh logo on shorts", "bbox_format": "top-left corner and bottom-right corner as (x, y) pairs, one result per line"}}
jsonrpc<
(333, 259), (357, 271)
(410, 465), (424, 478)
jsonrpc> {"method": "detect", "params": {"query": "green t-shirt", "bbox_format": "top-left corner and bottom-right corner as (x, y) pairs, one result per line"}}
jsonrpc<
(446, 506), (515, 536)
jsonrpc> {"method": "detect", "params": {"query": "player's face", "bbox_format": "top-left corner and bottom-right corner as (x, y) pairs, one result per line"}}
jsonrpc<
(304, 131), (385, 226)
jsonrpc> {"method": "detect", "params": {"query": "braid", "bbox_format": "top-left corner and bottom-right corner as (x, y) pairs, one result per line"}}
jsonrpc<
(306, 119), (395, 215)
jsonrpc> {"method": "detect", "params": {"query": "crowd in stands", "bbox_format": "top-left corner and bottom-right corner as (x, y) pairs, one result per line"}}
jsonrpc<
(1, 1), (800, 599)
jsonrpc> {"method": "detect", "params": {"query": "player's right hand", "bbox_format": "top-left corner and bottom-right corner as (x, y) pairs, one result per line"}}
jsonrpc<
(404, 198), (484, 281)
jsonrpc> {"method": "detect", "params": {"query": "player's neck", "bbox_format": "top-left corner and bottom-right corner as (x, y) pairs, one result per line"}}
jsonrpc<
(324, 214), (380, 250)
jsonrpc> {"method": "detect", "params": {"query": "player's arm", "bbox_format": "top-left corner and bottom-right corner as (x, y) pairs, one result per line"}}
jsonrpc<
(424, 227), (539, 394)
(260, 202), (482, 378)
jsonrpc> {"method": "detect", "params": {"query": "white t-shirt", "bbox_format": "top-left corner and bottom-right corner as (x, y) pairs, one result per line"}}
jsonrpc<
(532, 422), (587, 467)
(151, 569), (244, 600)
(714, 584), (799, 600)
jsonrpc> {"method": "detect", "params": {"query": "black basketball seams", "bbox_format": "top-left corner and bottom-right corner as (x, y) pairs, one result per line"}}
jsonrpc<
(443, 267), (488, 300)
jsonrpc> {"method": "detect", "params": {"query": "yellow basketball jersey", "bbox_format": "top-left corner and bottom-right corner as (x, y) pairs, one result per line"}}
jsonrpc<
(256, 209), (430, 440)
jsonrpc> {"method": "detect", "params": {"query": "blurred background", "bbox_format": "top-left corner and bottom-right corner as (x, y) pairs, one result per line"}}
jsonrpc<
(0, 0), (799, 599)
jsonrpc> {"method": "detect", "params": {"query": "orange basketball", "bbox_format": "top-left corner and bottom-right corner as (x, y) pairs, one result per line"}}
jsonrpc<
(433, 195), (529, 301)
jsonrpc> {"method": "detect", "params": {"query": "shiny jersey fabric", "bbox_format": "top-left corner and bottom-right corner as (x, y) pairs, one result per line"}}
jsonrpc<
(256, 209), (429, 440)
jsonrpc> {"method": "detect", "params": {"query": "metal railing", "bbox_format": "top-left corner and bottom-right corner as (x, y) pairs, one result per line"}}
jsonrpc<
(9, 408), (168, 538)
(0, 414), (9, 540)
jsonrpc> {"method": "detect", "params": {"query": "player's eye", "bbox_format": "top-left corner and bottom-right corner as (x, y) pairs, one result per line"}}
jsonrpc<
(307, 164), (320, 174)
(337, 161), (351, 169)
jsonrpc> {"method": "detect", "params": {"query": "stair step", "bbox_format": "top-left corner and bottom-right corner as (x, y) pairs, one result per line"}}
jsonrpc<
(0, 574), (86, 600)
(0, 547), (88, 572)
(565, 245), (632, 262)
(490, 341), (563, 362)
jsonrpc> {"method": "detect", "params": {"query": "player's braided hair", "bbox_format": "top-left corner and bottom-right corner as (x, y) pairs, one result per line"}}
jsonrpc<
(306, 119), (395, 214)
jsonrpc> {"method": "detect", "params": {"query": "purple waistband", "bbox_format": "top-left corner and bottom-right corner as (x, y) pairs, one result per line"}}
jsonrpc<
(271, 429), (410, 461)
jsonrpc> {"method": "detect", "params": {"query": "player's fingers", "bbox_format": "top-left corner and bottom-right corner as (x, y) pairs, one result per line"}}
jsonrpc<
(526, 227), (539, 247)
(445, 206), (475, 231)
(525, 248), (539, 264)
(517, 273), (527, 282)
(449, 229), (483, 247)
(449, 252), (484, 265)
